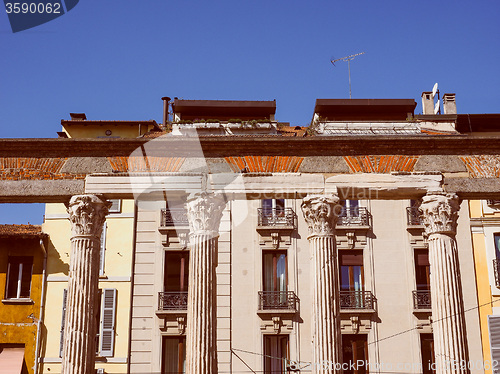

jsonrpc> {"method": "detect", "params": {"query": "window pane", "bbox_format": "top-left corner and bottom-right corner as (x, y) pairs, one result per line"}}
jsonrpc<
(20, 258), (33, 298)
(164, 252), (189, 292)
(162, 337), (185, 374)
(6, 262), (19, 299)
(342, 335), (368, 374)
(264, 335), (288, 374)
(495, 234), (500, 260)
(276, 254), (287, 292)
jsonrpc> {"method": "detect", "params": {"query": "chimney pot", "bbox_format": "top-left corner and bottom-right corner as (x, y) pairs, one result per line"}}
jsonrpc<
(443, 93), (457, 114)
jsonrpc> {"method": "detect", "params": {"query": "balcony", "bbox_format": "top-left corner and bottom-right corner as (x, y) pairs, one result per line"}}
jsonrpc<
(494, 260), (500, 288)
(339, 291), (375, 312)
(158, 291), (188, 311)
(337, 207), (370, 228)
(160, 208), (189, 227)
(412, 290), (431, 312)
(406, 207), (423, 227)
(257, 208), (295, 228)
(257, 291), (298, 313)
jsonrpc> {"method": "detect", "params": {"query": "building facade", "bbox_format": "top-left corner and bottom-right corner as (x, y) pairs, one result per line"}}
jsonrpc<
(0, 224), (47, 374)
(0, 94), (498, 374)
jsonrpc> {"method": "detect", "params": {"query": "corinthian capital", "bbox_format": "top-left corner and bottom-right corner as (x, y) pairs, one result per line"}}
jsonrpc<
(419, 192), (459, 236)
(301, 194), (340, 237)
(67, 194), (111, 237)
(186, 192), (226, 236)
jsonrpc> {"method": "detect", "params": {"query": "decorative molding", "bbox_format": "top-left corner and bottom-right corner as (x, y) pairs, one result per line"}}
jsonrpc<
(420, 192), (459, 236)
(301, 194), (340, 237)
(66, 194), (111, 237)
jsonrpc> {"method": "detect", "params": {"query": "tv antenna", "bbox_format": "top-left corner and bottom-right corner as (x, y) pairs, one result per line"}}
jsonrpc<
(331, 52), (365, 99)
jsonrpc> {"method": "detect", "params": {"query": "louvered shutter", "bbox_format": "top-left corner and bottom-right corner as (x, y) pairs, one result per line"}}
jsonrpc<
(489, 315), (500, 374)
(99, 223), (107, 276)
(99, 288), (117, 357)
(59, 289), (68, 357)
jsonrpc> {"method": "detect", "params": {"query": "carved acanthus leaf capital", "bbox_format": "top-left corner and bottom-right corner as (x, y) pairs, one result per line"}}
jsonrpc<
(301, 194), (340, 237)
(186, 192), (226, 236)
(66, 194), (111, 237)
(419, 192), (459, 236)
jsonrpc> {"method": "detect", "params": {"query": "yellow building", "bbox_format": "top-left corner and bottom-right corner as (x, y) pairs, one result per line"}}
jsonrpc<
(0, 224), (48, 374)
(40, 199), (135, 374)
(470, 199), (500, 374)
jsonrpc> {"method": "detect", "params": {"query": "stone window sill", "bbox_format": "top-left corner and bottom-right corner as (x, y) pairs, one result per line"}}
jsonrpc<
(2, 298), (34, 304)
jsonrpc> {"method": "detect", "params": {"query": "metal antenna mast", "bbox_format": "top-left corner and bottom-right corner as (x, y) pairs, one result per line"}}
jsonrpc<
(331, 52), (365, 99)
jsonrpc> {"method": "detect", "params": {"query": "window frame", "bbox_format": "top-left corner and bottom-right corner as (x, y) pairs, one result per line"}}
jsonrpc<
(5, 256), (33, 300)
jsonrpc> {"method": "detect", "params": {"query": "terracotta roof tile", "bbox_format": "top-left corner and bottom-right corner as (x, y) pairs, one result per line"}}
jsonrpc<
(0, 224), (46, 238)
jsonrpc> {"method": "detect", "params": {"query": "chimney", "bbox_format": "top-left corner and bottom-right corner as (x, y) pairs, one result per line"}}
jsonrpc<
(442, 93), (456, 114)
(421, 92), (434, 115)
(161, 97), (171, 125)
(69, 113), (86, 121)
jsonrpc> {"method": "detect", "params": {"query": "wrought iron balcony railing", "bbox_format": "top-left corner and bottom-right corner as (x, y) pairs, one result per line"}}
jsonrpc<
(258, 291), (298, 311)
(494, 259), (500, 288)
(337, 207), (369, 227)
(158, 291), (188, 310)
(257, 208), (295, 227)
(412, 290), (431, 310)
(160, 208), (189, 227)
(339, 291), (375, 310)
(406, 207), (423, 226)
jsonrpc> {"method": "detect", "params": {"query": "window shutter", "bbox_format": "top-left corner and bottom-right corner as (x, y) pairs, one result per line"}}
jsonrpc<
(489, 315), (500, 373)
(59, 289), (68, 358)
(99, 223), (107, 276)
(99, 288), (117, 357)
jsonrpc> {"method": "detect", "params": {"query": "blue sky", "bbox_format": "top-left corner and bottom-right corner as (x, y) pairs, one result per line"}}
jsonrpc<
(1, 0), (499, 224)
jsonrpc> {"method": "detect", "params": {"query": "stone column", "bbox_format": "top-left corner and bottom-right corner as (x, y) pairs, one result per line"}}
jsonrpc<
(301, 194), (341, 374)
(61, 195), (110, 374)
(185, 192), (226, 374)
(420, 192), (470, 374)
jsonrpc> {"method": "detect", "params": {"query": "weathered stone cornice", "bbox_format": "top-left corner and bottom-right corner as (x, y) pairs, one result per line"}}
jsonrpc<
(2, 135), (500, 157)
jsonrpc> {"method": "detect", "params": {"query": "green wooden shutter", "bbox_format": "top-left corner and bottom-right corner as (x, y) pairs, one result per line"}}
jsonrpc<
(99, 288), (117, 357)
(59, 289), (68, 358)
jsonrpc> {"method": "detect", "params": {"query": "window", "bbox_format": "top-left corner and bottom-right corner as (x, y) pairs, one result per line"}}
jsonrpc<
(264, 335), (289, 374)
(60, 288), (117, 358)
(162, 336), (186, 374)
(108, 199), (121, 213)
(342, 335), (368, 374)
(342, 200), (359, 217)
(415, 249), (430, 290)
(99, 223), (107, 276)
(263, 251), (287, 293)
(494, 233), (500, 260)
(420, 334), (435, 374)
(165, 252), (189, 292)
(263, 199), (285, 216)
(5, 256), (33, 299)
(340, 250), (364, 292)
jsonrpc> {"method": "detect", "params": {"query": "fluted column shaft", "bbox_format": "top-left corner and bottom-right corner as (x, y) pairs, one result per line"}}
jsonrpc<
(302, 195), (341, 374)
(420, 192), (470, 374)
(185, 192), (226, 374)
(62, 195), (110, 374)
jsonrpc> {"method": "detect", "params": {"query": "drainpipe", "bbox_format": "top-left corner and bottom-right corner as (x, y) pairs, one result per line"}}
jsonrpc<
(34, 237), (47, 374)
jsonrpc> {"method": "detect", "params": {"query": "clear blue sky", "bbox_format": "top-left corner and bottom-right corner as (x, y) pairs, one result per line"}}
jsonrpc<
(1, 0), (499, 224)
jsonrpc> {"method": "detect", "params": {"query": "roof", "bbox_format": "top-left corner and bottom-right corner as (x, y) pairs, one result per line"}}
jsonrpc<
(314, 99), (417, 121)
(0, 224), (47, 238)
(455, 114), (500, 133)
(61, 119), (161, 131)
(172, 99), (276, 119)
